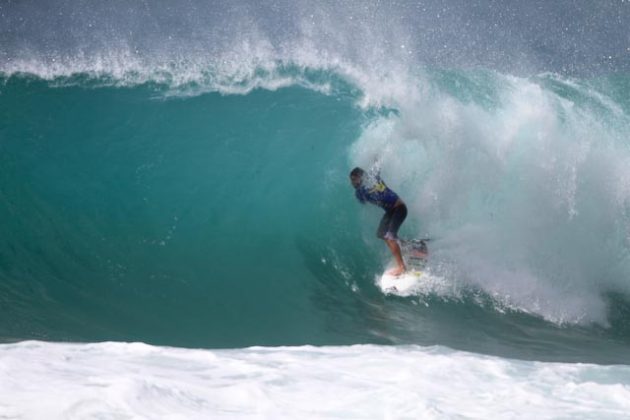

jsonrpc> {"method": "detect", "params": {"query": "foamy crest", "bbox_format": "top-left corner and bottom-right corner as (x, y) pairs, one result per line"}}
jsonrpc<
(0, 1), (423, 105)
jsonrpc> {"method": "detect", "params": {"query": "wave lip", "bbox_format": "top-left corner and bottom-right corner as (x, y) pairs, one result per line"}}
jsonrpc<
(0, 56), (354, 99)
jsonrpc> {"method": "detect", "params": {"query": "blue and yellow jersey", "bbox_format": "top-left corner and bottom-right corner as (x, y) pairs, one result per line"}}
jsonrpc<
(355, 176), (400, 210)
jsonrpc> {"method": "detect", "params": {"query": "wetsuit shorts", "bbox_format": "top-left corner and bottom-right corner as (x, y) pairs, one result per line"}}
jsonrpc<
(377, 204), (407, 240)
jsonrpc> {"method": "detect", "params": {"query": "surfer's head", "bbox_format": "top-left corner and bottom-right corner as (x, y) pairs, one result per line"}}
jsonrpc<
(349, 167), (364, 188)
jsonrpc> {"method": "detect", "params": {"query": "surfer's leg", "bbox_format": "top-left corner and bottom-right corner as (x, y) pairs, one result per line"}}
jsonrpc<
(380, 205), (408, 276)
(385, 239), (406, 276)
(387, 204), (407, 238)
(376, 211), (392, 240)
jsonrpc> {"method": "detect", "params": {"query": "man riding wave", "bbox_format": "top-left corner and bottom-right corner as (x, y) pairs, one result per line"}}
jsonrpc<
(350, 167), (408, 276)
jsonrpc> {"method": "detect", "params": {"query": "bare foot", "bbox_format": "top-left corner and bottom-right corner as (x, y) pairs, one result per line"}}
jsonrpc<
(387, 266), (406, 277)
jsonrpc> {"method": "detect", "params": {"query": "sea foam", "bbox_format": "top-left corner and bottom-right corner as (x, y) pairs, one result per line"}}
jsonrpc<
(1, 341), (629, 419)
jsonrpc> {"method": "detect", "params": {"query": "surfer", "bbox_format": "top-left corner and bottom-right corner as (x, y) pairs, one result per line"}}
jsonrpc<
(350, 167), (407, 276)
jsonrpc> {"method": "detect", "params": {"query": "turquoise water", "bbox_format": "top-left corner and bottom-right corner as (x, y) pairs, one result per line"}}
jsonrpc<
(0, 75), (365, 346)
(2, 70), (630, 365)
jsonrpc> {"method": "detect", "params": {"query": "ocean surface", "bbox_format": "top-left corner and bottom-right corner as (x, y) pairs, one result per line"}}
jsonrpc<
(1, 1), (630, 418)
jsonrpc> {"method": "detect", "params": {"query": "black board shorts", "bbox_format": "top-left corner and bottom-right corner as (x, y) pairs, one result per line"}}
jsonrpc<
(377, 204), (407, 240)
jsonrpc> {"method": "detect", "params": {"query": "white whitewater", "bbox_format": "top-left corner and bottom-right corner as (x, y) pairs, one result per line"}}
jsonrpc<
(1, 341), (629, 419)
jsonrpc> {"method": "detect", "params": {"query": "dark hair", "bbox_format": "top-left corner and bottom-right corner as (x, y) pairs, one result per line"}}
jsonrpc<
(350, 167), (365, 178)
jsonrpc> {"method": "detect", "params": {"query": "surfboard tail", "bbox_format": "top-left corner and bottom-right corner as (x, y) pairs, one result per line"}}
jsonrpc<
(399, 239), (429, 257)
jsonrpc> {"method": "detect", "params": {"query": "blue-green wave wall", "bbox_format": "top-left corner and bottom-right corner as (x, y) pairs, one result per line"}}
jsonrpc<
(0, 76), (376, 346)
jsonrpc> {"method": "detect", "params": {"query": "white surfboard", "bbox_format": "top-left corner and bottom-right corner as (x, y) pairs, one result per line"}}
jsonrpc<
(378, 269), (426, 296)
(377, 238), (430, 296)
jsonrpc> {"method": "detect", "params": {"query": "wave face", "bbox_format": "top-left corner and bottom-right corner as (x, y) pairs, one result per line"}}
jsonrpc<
(2, 1), (630, 363)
